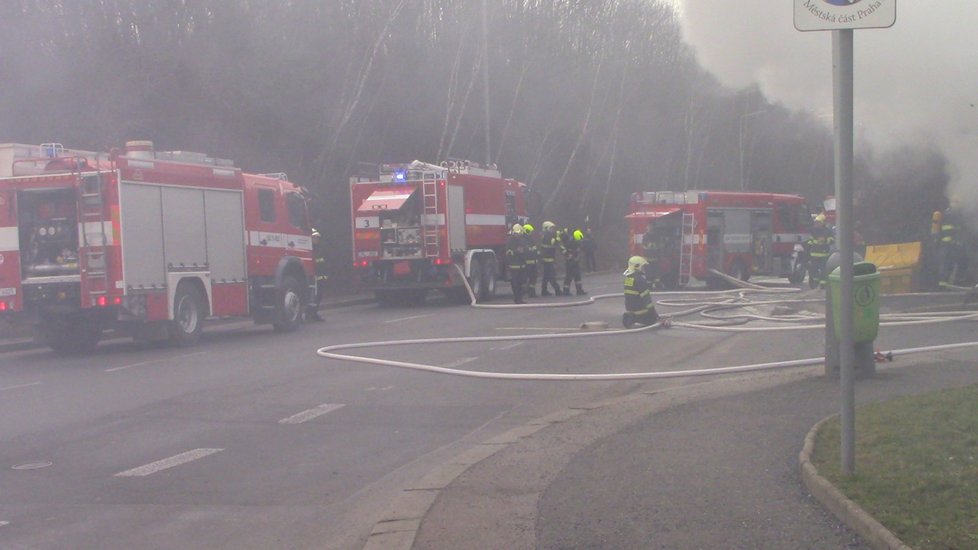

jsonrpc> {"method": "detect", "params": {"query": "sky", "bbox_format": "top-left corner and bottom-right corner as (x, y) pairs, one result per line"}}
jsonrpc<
(671, 0), (978, 207)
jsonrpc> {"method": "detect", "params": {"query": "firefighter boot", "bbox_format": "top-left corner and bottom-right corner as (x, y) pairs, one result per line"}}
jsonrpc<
(541, 285), (552, 297)
(562, 285), (571, 296)
(575, 283), (587, 296)
(527, 286), (537, 298)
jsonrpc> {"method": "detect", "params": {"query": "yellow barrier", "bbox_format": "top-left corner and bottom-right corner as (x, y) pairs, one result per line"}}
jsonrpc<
(864, 241), (921, 294)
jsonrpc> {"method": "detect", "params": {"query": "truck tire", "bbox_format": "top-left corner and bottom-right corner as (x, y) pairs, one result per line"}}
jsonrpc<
(40, 315), (102, 355)
(273, 276), (304, 332)
(468, 257), (484, 302)
(169, 284), (205, 347)
(478, 256), (497, 302)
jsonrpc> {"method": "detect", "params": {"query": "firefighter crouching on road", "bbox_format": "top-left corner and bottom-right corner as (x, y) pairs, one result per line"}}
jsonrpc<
(538, 221), (563, 296)
(523, 224), (539, 297)
(506, 223), (528, 304)
(306, 229), (328, 322)
(562, 229), (587, 296)
(622, 256), (659, 328)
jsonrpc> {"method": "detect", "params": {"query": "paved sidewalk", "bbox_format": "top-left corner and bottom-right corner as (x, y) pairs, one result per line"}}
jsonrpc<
(402, 356), (978, 549)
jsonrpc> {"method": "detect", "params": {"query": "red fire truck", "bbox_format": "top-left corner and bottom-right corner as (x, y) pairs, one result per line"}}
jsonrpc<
(0, 141), (316, 353)
(350, 160), (526, 305)
(626, 190), (812, 288)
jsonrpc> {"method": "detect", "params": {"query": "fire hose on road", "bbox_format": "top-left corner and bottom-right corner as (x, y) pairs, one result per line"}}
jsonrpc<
(317, 266), (978, 381)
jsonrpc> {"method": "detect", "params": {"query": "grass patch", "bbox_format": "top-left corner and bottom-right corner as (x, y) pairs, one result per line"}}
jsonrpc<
(811, 383), (978, 549)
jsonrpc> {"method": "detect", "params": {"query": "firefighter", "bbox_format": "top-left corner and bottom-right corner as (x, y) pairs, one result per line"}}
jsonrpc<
(506, 223), (528, 304)
(523, 224), (539, 297)
(562, 229), (587, 296)
(306, 229), (328, 322)
(642, 221), (662, 288)
(622, 256), (659, 328)
(805, 215), (834, 289)
(538, 221), (563, 296)
(938, 204), (969, 287)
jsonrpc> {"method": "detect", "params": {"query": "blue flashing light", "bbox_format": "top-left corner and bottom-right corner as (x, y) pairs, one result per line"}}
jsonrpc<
(393, 169), (408, 183)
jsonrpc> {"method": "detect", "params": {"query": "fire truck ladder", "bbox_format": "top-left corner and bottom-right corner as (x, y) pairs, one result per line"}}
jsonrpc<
(78, 166), (109, 297)
(421, 175), (440, 257)
(678, 212), (695, 286)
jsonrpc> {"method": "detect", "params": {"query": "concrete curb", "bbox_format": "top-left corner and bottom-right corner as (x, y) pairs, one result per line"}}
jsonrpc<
(799, 415), (913, 550)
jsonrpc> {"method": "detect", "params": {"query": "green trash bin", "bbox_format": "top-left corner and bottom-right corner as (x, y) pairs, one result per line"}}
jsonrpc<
(828, 261), (880, 343)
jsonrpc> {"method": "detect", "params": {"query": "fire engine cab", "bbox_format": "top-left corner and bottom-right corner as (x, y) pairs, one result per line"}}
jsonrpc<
(626, 190), (812, 288)
(350, 160), (526, 305)
(0, 141), (316, 353)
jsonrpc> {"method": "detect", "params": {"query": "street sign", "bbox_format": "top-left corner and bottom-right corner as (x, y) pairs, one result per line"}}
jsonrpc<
(794, 0), (896, 31)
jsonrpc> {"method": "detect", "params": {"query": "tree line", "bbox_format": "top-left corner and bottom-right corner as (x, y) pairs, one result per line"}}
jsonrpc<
(1, 0), (946, 280)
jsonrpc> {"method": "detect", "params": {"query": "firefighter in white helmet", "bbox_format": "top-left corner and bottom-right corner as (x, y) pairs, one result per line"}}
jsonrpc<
(622, 256), (659, 328)
(538, 221), (563, 295)
(306, 229), (327, 321)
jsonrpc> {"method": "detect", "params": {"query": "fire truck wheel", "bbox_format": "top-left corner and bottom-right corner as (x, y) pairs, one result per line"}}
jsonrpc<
(170, 284), (205, 347)
(469, 258), (485, 300)
(41, 316), (102, 355)
(478, 257), (497, 302)
(273, 276), (304, 332)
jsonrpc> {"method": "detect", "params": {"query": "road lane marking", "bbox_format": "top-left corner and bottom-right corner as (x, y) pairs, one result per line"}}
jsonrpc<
(492, 342), (524, 351)
(0, 521), (9, 527)
(278, 403), (346, 425)
(442, 357), (479, 368)
(365, 386), (395, 391)
(104, 351), (207, 373)
(0, 382), (42, 392)
(383, 314), (433, 324)
(494, 327), (582, 332)
(114, 448), (223, 477)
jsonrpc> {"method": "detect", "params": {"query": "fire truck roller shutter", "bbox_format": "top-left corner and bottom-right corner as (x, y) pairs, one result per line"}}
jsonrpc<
(119, 182), (167, 289)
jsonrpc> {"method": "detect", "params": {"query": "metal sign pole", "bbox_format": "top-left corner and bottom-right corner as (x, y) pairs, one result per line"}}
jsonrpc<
(833, 28), (857, 475)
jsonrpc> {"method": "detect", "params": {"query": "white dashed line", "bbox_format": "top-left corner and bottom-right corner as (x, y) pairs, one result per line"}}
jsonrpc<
(442, 357), (479, 368)
(278, 403), (346, 425)
(104, 352), (207, 373)
(492, 342), (524, 351)
(114, 448), (223, 477)
(0, 521), (9, 527)
(383, 314), (433, 324)
(0, 382), (42, 392)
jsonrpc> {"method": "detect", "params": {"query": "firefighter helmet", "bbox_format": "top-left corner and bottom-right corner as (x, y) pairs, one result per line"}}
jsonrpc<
(511, 223), (524, 235)
(311, 229), (321, 241)
(628, 256), (648, 272)
(573, 229), (584, 241)
(814, 213), (826, 224)
(523, 223), (534, 234)
(542, 221), (555, 230)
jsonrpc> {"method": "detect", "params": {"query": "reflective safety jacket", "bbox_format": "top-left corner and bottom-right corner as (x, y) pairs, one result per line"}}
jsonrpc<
(524, 235), (539, 266)
(623, 269), (653, 314)
(506, 234), (527, 270)
(805, 235), (833, 258)
(940, 208), (962, 245)
(539, 230), (559, 263)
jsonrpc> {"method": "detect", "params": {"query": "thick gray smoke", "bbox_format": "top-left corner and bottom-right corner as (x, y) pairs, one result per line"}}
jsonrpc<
(672, 1), (978, 207)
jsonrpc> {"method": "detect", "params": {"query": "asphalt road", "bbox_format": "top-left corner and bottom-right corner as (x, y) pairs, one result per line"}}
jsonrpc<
(1, 273), (974, 549)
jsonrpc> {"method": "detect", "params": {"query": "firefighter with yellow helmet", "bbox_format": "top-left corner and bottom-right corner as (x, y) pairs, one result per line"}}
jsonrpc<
(622, 256), (659, 328)
(506, 223), (528, 304)
(522, 223), (539, 297)
(561, 229), (587, 296)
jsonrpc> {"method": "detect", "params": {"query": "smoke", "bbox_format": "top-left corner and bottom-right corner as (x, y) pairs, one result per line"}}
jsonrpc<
(673, 1), (978, 207)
